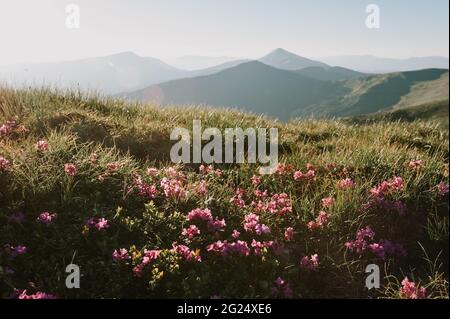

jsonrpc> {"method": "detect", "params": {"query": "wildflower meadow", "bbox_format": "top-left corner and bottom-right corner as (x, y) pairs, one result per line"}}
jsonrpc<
(0, 87), (448, 299)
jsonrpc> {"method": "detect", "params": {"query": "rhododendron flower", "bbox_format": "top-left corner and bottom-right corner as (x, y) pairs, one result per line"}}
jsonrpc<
(251, 239), (273, 255)
(307, 211), (331, 230)
(0, 156), (11, 172)
(37, 212), (57, 225)
(86, 218), (109, 231)
(345, 226), (375, 253)
(207, 218), (226, 232)
(232, 229), (241, 239)
(251, 175), (261, 185)
(408, 160), (423, 171)
(244, 213), (270, 235)
(36, 140), (49, 152)
(172, 244), (201, 262)
(400, 277), (426, 299)
(146, 167), (158, 177)
(112, 248), (131, 262)
(160, 177), (187, 200)
(300, 254), (319, 270)
(187, 208), (213, 222)
(230, 188), (246, 208)
(321, 197), (335, 208)
(284, 227), (294, 241)
(207, 240), (251, 257)
(338, 178), (355, 189)
(182, 225), (201, 239)
(199, 164), (213, 174)
(293, 170), (303, 180)
(0, 124), (12, 136)
(268, 193), (292, 215)
(437, 182), (449, 196)
(17, 290), (57, 299)
(64, 163), (78, 177)
(106, 162), (120, 172)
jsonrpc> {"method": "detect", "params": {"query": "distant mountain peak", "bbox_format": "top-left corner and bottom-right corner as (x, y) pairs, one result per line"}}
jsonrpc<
(259, 49), (329, 70)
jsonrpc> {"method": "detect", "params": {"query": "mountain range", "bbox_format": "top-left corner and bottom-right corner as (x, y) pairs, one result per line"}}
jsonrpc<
(1, 48), (448, 121)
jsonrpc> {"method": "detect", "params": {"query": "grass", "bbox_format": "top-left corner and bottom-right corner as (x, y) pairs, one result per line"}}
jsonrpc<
(0, 86), (448, 299)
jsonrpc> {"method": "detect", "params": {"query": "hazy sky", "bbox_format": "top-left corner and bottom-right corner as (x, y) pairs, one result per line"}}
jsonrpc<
(0, 0), (448, 66)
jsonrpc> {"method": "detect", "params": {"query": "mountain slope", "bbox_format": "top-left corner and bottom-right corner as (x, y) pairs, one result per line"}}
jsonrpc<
(347, 100), (449, 128)
(0, 52), (190, 94)
(294, 69), (449, 118)
(126, 61), (344, 120)
(296, 66), (367, 82)
(321, 55), (450, 73)
(259, 48), (329, 70)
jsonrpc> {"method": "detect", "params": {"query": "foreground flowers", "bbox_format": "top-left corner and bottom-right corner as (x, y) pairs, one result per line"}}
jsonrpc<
(400, 277), (427, 299)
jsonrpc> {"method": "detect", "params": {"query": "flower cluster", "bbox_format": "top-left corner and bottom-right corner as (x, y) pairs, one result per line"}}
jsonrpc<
(37, 212), (57, 225)
(268, 193), (292, 215)
(338, 178), (355, 189)
(207, 240), (250, 257)
(400, 277), (427, 299)
(64, 163), (78, 177)
(133, 249), (161, 276)
(307, 211), (331, 230)
(85, 217), (109, 231)
(299, 254), (319, 270)
(243, 213), (270, 235)
(0, 156), (11, 172)
(112, 248), (131, 262)
(345, 227), (406, 259)
(17, 290), (57, 299)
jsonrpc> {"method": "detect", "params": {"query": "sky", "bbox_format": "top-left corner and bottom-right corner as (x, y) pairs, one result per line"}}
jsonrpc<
(0, 0), (448, 66)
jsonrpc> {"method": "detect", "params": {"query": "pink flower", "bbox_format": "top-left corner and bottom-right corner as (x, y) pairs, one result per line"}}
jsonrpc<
(230, 188), (246, 208)
(182, 225), (201, 239)
(172, 244), (201, 262)
(36, 140), (49, 152)
(37, 212), (57, 225)
(293, 171), (303, 180)
(0, 121), (14, 136)
(251, 175), (261, 186)
(244, 213), (270, 235)
(300, 254), (319, 270)
(338, 178), (355, 189)
(307, 211), (331, 230)
(321, 197), (335, 208)
(400, 277), (427, 299)
(160, 177), (187, 200)
(64, 163), (78, 177)
(95, 218), (109, 230)
(207, 218), (226, 232)
(232, 230), (240, 239)
(207, 240), (250, 257)
(17, 290), (57, 299)
(112, 248), (131, 262)
(268, 193), (292, 215)
(106, 162), (120, 172)
(187, 208), (213, 222)
(284, 227), (294, 241)
(408, 160), (423, 171)
(86, 217), (109, 231)
(0, 156), (11, 172)
(437, 182), (449, 196)
(272, 277), (293, 298)
(199, 164), (213, 174)
(146, 167), (158, 177)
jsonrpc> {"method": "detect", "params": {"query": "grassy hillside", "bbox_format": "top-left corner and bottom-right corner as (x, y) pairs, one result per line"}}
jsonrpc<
(0, 87), (448, 299)
(295, 69), (449, 118)
(347, 100), (449, 129)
